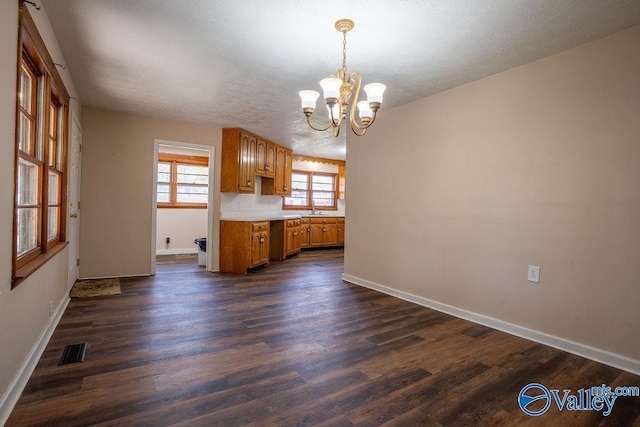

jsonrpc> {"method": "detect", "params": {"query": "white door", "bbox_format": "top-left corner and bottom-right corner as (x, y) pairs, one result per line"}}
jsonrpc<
(67, 114), (82, 290)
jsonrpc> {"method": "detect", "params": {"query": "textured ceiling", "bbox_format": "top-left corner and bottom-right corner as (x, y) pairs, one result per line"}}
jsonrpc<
(41, 0), (640, 160)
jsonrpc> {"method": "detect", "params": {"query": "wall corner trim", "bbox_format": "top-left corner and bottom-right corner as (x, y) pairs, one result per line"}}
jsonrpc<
(341, 273), (640, 376)
(0, 297), (70, 425)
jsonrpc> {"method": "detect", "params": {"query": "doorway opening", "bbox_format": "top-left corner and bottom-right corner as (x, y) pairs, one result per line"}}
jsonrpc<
(151, 140), (215, 274)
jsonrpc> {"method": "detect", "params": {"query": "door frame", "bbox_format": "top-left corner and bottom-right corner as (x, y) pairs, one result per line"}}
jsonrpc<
(67, 111), (82, 290)
(151, 139), (216, 274)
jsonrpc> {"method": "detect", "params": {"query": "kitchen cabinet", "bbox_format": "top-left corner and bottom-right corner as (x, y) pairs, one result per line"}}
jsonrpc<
(337, 217), (345, 245)
(262, 145), (292, 196)
(300, 217), (310, 248)
(221, 128), (257, 193)
(220, 220), (269, 273)
(256, 138), (276, 178)
(269, 219), (301, 260)
(309, 217), (339, 247)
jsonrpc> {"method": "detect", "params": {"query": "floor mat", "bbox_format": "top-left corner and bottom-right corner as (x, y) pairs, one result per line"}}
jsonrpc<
(70, 278), (121, 298)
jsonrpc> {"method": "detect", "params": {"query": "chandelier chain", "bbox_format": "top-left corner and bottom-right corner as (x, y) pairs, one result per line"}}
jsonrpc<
(342, 30), (347, 72)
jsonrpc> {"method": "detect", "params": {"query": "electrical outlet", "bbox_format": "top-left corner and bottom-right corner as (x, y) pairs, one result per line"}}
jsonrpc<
(166, 237), (170, 244)
(528, 265), (540, 283)
(49, 301), (54, 317)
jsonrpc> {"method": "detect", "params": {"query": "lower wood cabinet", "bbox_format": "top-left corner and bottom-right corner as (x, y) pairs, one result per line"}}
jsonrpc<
(269, 219), (301, 260)
(306, 217), (342, 248)
(220, 220), (269, 273)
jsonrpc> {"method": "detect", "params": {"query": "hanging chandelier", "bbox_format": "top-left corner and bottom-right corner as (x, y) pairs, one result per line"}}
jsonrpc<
(298, 18), (386, 137)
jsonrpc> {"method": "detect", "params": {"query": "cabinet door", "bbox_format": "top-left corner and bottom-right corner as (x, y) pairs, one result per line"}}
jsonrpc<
(250, 231), (262, 267)
(265, 142), (276, 178)
(284, 149), (293, 196)
(256, 138), (268, 177)
(337, 222), (345, 245)
(293, 226), (302, 253)
(300, 225), (310, 247)
(323, 223), (338, 246)
(239, 132), (257, 193)
(309, 224), (325, 247)
(274, 146), (286, 196)
(259, 232), (270, 264)
(285, 226), (295, 256)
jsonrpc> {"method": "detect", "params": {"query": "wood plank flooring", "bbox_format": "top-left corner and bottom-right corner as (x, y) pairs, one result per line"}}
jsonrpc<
(7, 249), (640, 426)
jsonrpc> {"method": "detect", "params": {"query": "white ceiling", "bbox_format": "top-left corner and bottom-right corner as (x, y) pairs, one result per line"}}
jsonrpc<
(41, 0), (640, 160)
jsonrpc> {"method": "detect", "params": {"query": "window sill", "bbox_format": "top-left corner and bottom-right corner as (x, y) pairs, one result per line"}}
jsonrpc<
(12, 241), (69, 289)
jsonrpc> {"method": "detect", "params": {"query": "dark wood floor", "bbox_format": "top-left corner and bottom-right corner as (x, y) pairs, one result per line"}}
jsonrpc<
(8, 249), (640, 426)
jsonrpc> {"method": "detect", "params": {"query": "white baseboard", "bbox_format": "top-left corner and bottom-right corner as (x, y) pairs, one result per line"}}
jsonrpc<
(0, 297), (70, 425)
(155, 248), (198, 255)
(341, 273), (640, 376)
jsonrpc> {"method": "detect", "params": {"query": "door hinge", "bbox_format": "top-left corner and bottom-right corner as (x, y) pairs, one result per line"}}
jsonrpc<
(76, 258), (80, 267)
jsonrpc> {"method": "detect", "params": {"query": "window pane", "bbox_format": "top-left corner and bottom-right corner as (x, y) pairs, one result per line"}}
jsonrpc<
(19, 113), (32, 153)
(284, 197), (308, 206)
(177, 193), (208, 204)
(312, 175), (334, 185)
(157, 193), (170, 203)
(157, 172), (171, 183)
(177, 164), (208, 185)
(313, 182), (334, 192)
(48, 138), (57, 167)
(17, 208), (38, 255)
(292, 180), (308, 190)
(177, 164), (207, 175)
(177, 184), (208, 204)
(158, 162), (171, 173)
(157, 183), (170, 193)
(49, 104), (57, 138)
(17, 159), (39, 206)
(313, 198), (335, 207)
(20, 67), (32, 111)
(48, 206), (59, 240)
(48, 172), (59, 204)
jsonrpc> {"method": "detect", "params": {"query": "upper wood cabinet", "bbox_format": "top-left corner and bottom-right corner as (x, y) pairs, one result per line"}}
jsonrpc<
(262, 145), (292, 196)
(221, 128), (257, 193)
(256, 138), (276, 178)
(223, 128), (292, 195)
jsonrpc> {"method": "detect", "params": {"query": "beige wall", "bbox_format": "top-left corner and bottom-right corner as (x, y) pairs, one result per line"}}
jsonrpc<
(80, 107), (222, 277)
(156, 209), (208, 253)
(344, 26), (640, 364)
(0, 1), (82, 419)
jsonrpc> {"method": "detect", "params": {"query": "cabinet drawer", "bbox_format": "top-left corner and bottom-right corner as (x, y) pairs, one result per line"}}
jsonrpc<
(300, 218), (310, 225)
(310, 217), (337, 224)
(286, 219), (301, 228)
(251, 222), (269, 232)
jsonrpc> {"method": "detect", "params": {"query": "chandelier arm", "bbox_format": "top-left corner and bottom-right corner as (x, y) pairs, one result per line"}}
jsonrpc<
(306, 116), (335, 132)
(347, 70), (369, 132)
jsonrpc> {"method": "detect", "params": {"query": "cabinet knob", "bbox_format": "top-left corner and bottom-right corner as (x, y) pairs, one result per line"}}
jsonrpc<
(293, 232), (298, 236)
(322, 228), (327, 232)
(247, 180), (252, 187)
(338, 227), (341, 231)
(265, 165), (269, 171)
(283, 186), (288, 191)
